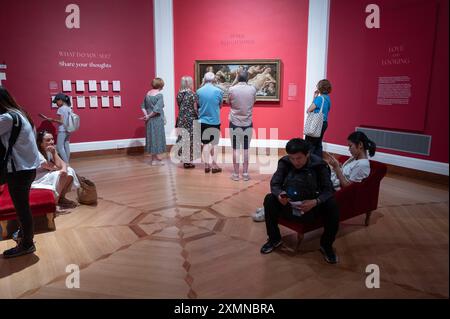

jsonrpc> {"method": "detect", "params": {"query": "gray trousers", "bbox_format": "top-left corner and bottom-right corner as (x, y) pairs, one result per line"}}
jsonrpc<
(57, 131), (71, 163)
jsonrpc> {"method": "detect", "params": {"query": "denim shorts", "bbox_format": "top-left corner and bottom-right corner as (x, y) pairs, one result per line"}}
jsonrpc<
(229, 122), (253, 150)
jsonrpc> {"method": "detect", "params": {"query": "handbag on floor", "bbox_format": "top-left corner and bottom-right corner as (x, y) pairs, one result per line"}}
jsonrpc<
(76, 175), (97, 205)
(304, 95), (325, 138)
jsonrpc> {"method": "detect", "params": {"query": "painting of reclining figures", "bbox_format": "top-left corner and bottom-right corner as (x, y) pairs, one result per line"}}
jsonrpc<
(195, 59), (281, 102)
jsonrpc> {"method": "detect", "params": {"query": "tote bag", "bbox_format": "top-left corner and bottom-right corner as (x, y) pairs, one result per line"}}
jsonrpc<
(304, 96), (325, 138)
(76, 175), (97, 205)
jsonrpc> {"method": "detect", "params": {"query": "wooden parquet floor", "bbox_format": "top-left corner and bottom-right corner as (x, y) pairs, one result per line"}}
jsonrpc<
(0, 153), (448, 299)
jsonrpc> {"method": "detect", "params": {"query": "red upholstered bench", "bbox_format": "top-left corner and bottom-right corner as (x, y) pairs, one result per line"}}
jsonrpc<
(278, 156), (387, 250)
(0, 184), (56, 239)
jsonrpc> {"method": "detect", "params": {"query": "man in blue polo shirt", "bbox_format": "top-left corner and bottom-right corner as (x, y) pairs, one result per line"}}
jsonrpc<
(196, 72), (224, 173)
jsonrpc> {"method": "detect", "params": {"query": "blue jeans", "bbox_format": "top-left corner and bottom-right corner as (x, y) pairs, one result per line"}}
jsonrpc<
(57, 131), (70, 163)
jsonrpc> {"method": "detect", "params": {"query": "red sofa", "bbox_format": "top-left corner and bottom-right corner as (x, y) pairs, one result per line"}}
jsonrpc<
(278, 156), (387, 250)
(0, 184), (56, 239)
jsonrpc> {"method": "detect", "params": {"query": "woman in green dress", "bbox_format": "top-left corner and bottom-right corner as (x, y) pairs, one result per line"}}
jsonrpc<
(141, 78), (167, 165)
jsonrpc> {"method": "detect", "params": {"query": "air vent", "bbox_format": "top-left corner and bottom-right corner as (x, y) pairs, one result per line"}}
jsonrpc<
(355, 127), (431, 156)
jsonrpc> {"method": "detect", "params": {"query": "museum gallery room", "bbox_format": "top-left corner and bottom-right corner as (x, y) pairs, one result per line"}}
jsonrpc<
(0, 0), (448, 300)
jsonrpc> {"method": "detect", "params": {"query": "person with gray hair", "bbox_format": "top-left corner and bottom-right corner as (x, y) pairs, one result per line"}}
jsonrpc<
(196, 72), (224, 173)
(228, 71), (256, 181)
(175, 76), (200, 168)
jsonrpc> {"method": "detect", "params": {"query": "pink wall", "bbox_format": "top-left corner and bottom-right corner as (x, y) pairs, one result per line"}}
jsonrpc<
(327, 0), (449, 163)
(173, 0), (309, 140)
(0, 0), (154, 143)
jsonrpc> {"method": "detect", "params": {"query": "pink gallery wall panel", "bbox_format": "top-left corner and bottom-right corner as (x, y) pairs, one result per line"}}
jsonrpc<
(173, 0), (309, 140)
(327, 0), (449, 163)
(0, 0), (155, 143)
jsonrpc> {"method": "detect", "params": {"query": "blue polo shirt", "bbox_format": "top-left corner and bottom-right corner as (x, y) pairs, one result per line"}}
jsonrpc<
(196, 83), (223, 125)
(312, 94), (331, 121)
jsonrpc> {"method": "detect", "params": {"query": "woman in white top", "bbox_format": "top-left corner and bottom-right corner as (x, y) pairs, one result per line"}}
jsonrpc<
(0, 86), (41, 258)
(32, 131), (80, 208)
(327, 131), (376, 189)
(40, 93), (72, 163)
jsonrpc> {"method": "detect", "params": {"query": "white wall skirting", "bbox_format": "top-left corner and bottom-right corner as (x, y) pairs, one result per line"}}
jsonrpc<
(70, 137), (449, 176)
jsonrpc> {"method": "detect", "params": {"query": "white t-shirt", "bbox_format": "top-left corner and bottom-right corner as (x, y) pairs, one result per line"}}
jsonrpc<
(331, 157), (370, 188)
(342, 158), (370, 182)
(0, 111), (41, 172)
(57, 105), (71, 132)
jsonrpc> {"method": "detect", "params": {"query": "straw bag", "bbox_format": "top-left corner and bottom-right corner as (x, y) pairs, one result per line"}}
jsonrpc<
(304, 96), (325, 138)
(77, 175), (97, 205)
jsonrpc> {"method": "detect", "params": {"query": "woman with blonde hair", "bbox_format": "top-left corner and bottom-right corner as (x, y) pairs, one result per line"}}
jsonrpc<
(141, 78), (167, 165)
(175, 76), (199, 168)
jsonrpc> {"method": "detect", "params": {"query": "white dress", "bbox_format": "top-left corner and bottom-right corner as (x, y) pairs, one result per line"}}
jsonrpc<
(31, 152), (80, 197)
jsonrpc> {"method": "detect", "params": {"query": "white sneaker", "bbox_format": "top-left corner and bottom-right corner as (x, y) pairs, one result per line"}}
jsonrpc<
(230, 173), (240, 181)
(242, 173), (250, 181)
(252, 207), (265, 222)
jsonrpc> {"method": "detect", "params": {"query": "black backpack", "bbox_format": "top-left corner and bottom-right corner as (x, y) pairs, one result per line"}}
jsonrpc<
(0, 112), (22, 185)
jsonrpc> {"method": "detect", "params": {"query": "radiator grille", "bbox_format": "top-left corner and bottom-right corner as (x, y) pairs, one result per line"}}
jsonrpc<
(355, 127), (431, 156)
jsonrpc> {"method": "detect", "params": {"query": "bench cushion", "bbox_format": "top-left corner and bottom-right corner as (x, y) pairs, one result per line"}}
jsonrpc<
(0, 184), (56, 221)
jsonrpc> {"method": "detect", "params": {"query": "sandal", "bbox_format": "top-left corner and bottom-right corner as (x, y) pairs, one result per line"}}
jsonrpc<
(58, 198), (79, 209)
(56, 206), (72, 215)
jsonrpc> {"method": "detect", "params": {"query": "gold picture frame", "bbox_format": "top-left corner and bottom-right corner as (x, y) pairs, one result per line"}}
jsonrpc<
(195, 59), (281, 102)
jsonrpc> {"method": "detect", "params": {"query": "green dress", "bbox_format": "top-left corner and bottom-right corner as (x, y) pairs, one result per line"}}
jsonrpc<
(141, 93), (166, 154)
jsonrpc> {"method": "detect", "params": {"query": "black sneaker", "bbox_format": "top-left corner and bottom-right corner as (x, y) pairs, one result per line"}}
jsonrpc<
(260, 239), (282, 254)
(3, 243), (36, 259)
(320, 246), (339, 264)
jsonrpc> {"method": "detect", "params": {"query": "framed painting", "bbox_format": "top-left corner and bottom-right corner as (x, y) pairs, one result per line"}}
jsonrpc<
(195, 59), (281, 101)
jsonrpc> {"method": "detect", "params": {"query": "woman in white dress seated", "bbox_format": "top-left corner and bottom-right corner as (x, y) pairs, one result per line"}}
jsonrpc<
(325, 131), (376, 190)
(31, 131), (80, 209)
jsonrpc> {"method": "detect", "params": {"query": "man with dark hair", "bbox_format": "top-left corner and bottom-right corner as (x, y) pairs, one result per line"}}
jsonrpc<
(260, 138), (340, 264)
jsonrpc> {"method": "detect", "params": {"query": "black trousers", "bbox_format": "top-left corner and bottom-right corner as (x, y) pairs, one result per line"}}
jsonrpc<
(305, 121), (328, 158)
(263, 193), (339, 248)
(6, 169), (36, 247)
